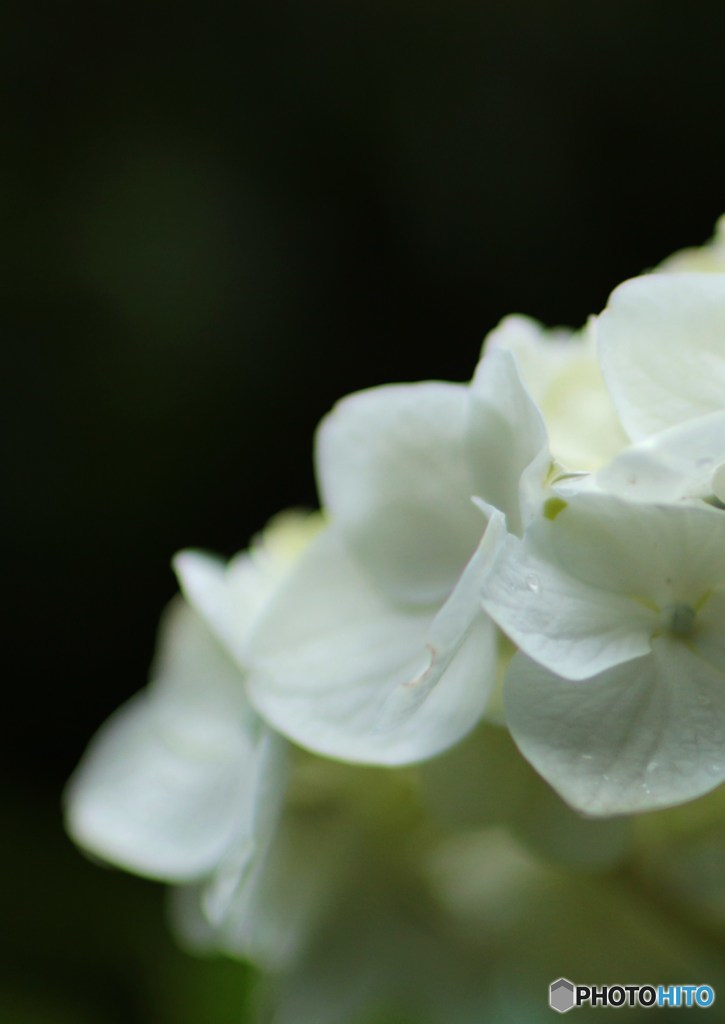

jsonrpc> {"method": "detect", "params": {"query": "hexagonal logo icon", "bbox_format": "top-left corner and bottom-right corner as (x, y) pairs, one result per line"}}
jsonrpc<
(549, 978), (575, 1013)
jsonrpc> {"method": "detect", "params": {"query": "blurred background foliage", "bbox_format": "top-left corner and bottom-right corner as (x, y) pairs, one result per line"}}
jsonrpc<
(8, 1), (725, 1019)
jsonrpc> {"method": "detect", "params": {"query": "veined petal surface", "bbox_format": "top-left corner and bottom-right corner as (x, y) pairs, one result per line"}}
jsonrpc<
(544, 493), (725, 606)
(246, 526), (497, 765)
(480, 530), (653, 681)
(506, 642), (725, 815)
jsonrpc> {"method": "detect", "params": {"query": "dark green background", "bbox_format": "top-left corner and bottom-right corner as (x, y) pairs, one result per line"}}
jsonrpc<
(7, 2), (725, 1020)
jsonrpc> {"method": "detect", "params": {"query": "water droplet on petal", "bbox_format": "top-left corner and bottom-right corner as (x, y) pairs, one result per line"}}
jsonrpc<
(581, 753), (593, 760)
(645, 760), (659, 774)
(601, 773), (610, 782)
(525, 573), (540, 594)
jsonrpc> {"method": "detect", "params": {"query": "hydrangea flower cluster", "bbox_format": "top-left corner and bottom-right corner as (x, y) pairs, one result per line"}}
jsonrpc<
(66, 221), (725, 1022)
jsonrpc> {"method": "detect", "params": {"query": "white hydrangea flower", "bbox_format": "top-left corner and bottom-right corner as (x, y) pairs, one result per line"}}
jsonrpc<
(66, 218), (725, 1019)
(481, 492), (725, 814)
(235, 346), (549, 766)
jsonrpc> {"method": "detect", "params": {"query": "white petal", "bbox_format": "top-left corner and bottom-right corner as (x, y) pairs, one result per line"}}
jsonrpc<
(483, 314), (577, 402)
(173, 549), (261, 665)
(468, 346), (549, 533)
(174, 512), (324, 665)
(591, 411), (725, 503)
(506, 641), (725, 815)
(64, 692), (259, 880)
(486, 315), (627, 471)
(545, 493), (725, 606)
(150, 598), (256, 732)
(315, 382), (483, 605)
(425, 505), (506, 655)
(201, 725), (289, 926)
(597, 273), (725, 440)
(246, 527), (496, 765)
(480, 529), (653, 681)
(65, 601), (287, 882)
